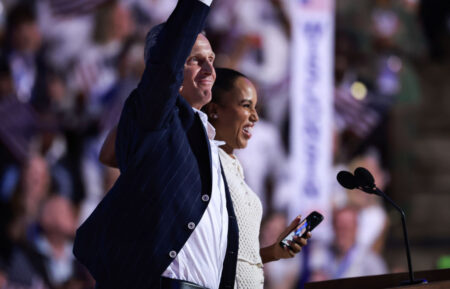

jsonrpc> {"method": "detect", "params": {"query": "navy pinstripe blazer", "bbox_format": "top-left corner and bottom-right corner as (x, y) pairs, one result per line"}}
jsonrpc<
(73, 1), (238, 288)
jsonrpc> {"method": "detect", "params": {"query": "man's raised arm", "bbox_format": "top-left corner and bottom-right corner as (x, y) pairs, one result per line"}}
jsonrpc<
(134, 0), (213, 130)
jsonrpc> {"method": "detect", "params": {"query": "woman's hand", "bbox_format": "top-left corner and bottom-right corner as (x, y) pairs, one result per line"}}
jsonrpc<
(260, 215), (312, 263)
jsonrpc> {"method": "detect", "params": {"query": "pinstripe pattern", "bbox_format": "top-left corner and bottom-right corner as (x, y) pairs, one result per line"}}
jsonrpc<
(73, 0), (238, 288)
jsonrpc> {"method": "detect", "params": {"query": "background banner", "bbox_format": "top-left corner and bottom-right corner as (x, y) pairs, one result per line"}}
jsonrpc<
(286, 0), (335, 243)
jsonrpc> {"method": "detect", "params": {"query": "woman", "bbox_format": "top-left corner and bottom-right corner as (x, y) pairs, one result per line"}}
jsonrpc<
(98, 68), (311, 288)
(203, 68), (310, 288)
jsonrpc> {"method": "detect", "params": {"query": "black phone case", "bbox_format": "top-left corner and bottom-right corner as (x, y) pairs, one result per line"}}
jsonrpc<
(279, 211), (324, 248)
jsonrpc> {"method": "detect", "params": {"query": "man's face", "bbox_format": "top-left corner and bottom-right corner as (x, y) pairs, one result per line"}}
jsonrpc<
(180, 34), (216, 109)
(13, 21), (42, 53)
(333, 209), (357, 254)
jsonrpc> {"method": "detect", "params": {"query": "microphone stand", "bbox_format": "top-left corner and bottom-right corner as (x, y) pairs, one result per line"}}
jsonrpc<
(361, 186), (427, 286)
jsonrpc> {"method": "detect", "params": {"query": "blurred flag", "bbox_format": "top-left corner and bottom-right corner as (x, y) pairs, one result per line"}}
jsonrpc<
(334, 83), (381, 138)
(48, 0), (109, 16)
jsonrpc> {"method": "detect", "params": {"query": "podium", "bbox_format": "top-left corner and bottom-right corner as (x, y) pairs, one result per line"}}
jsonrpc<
(305, 269), (450, 289)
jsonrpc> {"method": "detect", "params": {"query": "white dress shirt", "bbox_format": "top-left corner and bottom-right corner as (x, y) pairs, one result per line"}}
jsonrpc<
(162, 108), (229, 289)
(199, 0), (213, 6)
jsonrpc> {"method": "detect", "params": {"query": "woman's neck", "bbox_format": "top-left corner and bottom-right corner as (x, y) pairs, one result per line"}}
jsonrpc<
(220, 143), (234, 157)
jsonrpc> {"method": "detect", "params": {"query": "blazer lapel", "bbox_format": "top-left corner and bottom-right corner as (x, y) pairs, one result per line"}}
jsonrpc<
(187, 112), (212, 196)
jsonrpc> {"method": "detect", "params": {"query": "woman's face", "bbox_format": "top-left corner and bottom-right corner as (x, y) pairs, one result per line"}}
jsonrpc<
(211, 77), (259, 154)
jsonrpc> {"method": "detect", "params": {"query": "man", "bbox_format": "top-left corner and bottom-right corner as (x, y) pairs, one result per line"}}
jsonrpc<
(73, 0), (239, 288)
(4, 2), (43, 103)
(33, 196), (89, 287)
(311, 207), (387, 281)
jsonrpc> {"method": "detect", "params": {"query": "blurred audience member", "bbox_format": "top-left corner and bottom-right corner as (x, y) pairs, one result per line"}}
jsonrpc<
(208, 0), (291, 128)
(4, 3), (44, 104)
(0, 57), (39, 200)
(0, 170), (50, 288)
(347, 150), (389, 253)
(66, 1), (135, 212)
(99, 38), (145, 133)
(71, 0), (134, 103)
(311, 207), (387, 281)
(32, 195), (92, 288)
(9, 154), (52, 242)
(36, 0), (108, 70)
(0, 195), (93, 289)
(35, 196), (76, 286)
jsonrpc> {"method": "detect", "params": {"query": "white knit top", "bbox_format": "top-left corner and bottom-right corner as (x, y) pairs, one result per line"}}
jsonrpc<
(219, 148), (264, 289)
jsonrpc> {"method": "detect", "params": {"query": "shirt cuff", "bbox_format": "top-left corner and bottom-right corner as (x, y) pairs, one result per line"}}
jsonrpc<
(198, 0), (213, 6)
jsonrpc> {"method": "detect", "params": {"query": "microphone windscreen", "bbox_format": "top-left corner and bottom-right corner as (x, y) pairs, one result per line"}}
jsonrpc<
(354, 167), (375, 187)
(336, 171), (358, 189)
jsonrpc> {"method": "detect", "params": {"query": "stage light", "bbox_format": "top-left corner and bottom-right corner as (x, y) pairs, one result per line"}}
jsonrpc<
(350, 81), (367, 100)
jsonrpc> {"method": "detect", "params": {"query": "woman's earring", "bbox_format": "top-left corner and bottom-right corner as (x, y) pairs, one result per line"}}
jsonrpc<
(211, 114), (218, 119)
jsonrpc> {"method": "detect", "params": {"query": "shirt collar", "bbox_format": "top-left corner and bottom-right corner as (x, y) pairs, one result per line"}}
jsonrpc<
(192, 108), (226, 146)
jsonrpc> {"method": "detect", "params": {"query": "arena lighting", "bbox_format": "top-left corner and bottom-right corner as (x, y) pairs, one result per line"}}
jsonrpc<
(387, 55), (403, 73)
(350, 81), (368, 100)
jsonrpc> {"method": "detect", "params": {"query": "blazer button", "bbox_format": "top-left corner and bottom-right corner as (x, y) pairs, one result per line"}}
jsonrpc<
(187, 222), (196, 230)
(201, 195), (210, 202)
(169, 250), (177, 258)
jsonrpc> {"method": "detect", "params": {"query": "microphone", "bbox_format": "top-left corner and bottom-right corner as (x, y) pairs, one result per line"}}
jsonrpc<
(354, 167), (374, 186)
(336, 168), (427, 286)
(353, 167), (378, 195)
(336, 171), (358, 190)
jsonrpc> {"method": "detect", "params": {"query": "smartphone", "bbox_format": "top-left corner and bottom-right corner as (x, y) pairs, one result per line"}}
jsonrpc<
(279, 211), (324, 248)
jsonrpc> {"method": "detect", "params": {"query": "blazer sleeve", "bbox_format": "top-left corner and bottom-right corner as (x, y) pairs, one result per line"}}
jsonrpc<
(134, 0), (210, 131)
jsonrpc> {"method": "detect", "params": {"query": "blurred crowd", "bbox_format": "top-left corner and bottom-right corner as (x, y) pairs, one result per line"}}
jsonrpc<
(0, 0), (448, 288)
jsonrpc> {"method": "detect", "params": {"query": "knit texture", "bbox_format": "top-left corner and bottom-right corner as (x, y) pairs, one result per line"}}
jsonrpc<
(219, 149), (264, 289)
